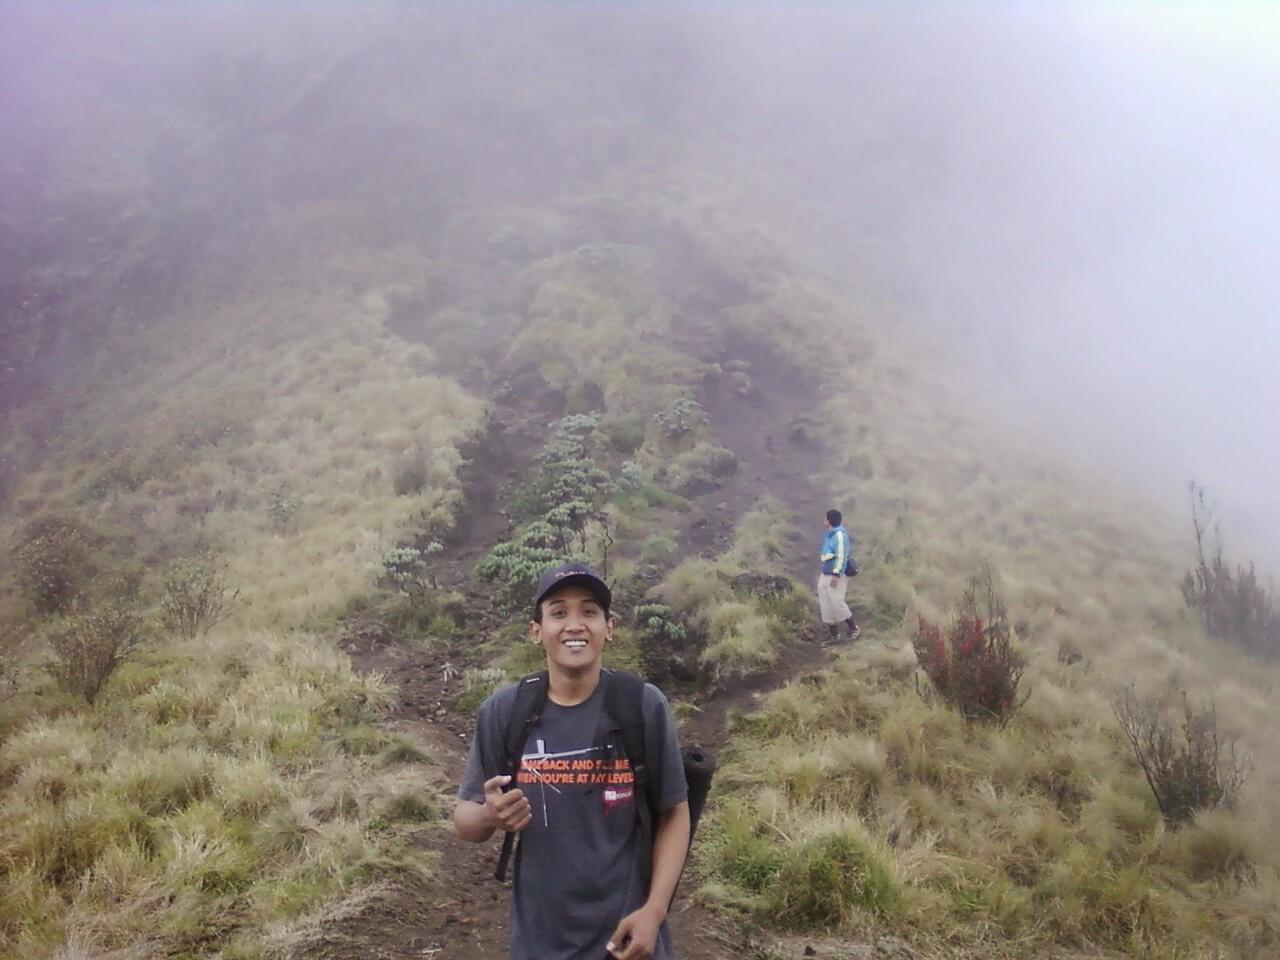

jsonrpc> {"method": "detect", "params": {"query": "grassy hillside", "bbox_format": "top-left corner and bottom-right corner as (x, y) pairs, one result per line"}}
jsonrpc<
(1, 8), (1277, 960)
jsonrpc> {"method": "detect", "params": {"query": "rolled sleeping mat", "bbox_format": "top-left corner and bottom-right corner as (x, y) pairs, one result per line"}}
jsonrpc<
(681, 744), (716, 840)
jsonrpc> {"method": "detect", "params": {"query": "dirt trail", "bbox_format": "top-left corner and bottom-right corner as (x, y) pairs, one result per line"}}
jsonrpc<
(328, 335), (866, 960)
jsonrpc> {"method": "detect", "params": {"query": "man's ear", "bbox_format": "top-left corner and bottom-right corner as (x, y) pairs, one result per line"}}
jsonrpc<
(605, 615), (618, 639)
(528, 621), (542, 645)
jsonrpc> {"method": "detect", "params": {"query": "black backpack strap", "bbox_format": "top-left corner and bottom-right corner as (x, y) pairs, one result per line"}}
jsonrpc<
(494, 671), (548, 882)
(603, 670), (658, 881)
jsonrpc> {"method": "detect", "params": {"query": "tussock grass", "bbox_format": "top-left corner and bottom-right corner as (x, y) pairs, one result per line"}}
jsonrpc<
(0, 632), (439, 958)
(1, 295), (485, 633)
(704, 650), (1280, 957)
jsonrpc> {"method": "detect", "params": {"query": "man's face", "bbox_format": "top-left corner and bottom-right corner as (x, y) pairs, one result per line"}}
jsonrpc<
(529, 585), (613, 674)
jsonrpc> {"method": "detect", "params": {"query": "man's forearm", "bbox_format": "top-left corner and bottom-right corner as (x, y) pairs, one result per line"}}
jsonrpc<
(453, 798), (498, 842)
(644, 801), (691, 916)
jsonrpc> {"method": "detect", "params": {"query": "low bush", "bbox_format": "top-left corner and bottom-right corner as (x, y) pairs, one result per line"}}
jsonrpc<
(15, 515), (98, 615)
(1182, 483), (1279, 658)
(631, 602), (695, 682)
(639, 535), (678, 563)
(380, 542), (444, 605)
(161, 555), (238, 640)
(912, 568), (1026, 722)
(769, 831), (897, 927)
(391, 447), (430, 496)
(600, 412), (647, 454)
(267, 485), (300, 531)
(454, 666), (508, 714)
(48, 601), (143, 704)
(653, 396), (706, 443)
(654, 559), (733, 628)
(1111, 683), (1250, 826)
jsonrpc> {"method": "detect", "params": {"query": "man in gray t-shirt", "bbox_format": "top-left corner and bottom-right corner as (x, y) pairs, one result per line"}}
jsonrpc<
(454, 564), (690, 960)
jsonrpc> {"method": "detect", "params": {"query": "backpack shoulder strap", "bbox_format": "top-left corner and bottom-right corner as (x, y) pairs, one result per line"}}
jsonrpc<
(501, 671), (548, 775)
(603, 669), (648, 778)
(603, 670), (660, 881)
(493, 671), (547, 882)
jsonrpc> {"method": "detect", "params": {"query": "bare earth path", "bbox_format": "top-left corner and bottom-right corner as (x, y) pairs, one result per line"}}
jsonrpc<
(326, 333), (869, 960)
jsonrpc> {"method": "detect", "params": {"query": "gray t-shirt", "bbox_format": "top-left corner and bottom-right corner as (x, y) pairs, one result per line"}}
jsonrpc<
(458, 671), (688, 960)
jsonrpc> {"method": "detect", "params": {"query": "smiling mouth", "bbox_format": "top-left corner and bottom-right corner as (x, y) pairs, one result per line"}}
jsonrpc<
(563, 639), (588, 649)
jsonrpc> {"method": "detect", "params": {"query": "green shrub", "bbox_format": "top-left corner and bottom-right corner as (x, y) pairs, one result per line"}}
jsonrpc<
(768, 831), (897, 926)
(378, 788), (440, 823)
(639, 536), (678, 563)
(631, 602), (695, 680)
(656, 559), (733, 627)
(477, 522), (583, 614)
(479, 415), (618, 611)
(653, 396), (706, 443)
(716, 810), (786, 895)
(15, 516), (97, 615)
(757, 588), (810, 635)
(678, 441), (739, 478)
(267, 485), (299, 531)
(391, 447), (430, 495)
(600, 413), (647, 454)
(48, 601), (143, 704)
(454, 667), (508, 714)
(161, 555), (238, 640)
(381, 542), (444, 604)
(701, 605), (780, 682)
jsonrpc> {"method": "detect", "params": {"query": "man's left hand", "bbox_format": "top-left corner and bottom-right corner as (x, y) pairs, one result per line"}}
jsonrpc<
(606, 904), (664, 960)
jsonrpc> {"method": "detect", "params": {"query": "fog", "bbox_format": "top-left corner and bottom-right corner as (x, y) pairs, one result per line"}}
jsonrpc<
(2, 2), (1277, 566)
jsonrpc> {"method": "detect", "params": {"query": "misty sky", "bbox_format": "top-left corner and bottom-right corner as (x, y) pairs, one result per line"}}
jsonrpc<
(696, 3), (1280, 564)
(2, 1), (1277, 566)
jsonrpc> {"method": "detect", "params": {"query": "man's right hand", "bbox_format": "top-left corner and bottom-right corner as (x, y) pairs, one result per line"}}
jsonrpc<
(484, 774), (532, 833)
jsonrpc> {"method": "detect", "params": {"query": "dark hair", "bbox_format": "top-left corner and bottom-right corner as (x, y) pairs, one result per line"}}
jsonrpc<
(531, 587), (611, 623)
(826, 509), (842, 526)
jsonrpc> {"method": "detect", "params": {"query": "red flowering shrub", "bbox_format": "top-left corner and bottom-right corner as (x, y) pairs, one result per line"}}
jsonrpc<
(912, 570), (1026, 721)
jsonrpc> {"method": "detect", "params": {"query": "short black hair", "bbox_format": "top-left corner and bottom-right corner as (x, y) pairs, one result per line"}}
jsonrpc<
(826, 508), (842, 526)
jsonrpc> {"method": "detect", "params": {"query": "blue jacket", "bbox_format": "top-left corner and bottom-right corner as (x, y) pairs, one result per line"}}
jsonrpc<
(820, 525), (854, 575)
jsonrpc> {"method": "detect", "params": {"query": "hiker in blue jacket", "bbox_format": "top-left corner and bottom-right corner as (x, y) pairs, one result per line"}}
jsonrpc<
(818, 508), (860, 644)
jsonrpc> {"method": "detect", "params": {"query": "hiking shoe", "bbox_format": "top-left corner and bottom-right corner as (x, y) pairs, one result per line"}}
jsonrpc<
(848, 626), (862, 642)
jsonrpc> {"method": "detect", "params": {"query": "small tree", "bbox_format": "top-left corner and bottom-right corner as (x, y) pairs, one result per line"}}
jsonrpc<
(912, 567), (1026, 722)
(1111, 683), (1250, 826)
(161, 555), (238, 640)
(381, 542), (444, 605)
(49, 602), (142, 704)
(476, 523), (582, 614)
(1182, 482), (1279, 658)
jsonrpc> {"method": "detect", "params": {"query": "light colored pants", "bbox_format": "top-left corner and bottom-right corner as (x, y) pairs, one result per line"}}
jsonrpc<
(817, 573), (853, 625)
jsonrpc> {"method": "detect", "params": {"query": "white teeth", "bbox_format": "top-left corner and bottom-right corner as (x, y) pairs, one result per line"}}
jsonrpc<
(564, 640), (587, 648)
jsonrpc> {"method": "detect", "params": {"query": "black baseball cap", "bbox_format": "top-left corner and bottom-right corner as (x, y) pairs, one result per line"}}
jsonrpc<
(531, 563), (612, 618)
